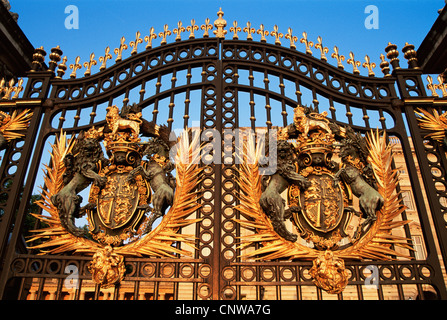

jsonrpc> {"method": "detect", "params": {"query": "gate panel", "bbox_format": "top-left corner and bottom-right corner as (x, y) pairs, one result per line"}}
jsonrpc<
(0, 10), (446, 300)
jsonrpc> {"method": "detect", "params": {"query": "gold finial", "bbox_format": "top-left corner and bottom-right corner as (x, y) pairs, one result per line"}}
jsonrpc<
(173, 21), (186, 41)
(362, 55), (376, 77)
(331, 46), (345, 69)
(213, 8), (227, 38)
(56, 56), (68, 78)
(426, 75), (438, 97)
(379, 53), (391, 77)
(187, 19), (199, 39)
(243, 21), (256, 40)
(257, 24), (269, 42)
(114, 36), (128, 62)
(69, 56), (82, 78)
(436, 74), (447, 97)
(83, 52), (97, 76)
(271, 25), (283, 45)
(48, 46), (63, 72)
(347, 52), (361, 75)
(144, 27), (157, 49)
(314, 36), (328, 61)
(130, 31), (143, 55)
(385, 42), (400, 70)
(285, 28), (298, 49)
(31, 46), (46, 71)
(11, 78), (24, 99)
(159, 24), (172, 45)
(402, 42), (418, 69)
(230, 21), (241, 40)
(201, 18), (213, 38)
(300, 31), (313, 55)
(99, 46), (112, 71)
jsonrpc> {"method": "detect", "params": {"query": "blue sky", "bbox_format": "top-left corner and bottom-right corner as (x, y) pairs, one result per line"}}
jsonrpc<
(10, 0), (444, 79)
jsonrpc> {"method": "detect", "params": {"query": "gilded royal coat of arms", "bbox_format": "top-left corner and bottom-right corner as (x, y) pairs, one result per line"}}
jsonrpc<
(236, 105), (412, 294)
(29, 104), (202, 288)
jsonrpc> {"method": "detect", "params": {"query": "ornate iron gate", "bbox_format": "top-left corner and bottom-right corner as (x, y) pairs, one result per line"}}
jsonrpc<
(0, 9), (447, 300)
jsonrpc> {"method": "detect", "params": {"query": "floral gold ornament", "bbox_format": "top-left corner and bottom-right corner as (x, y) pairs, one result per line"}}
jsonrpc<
(201, 18), (213, 38)
(144, 27), (157, 49)
(173, 21), (186, 42)
(257, 24), (269, 43)
(83, 52), (97, 77)
(0, 78), (23, 100)
(435, 74), (447, 97)
(114, 36), (128, 62)
(234, 106), (412, 294)
(300, 31), (313, 55)
(362, 55), (376, 77)
(285, 28), (298, 49)
(159, 24), (172, 45)
(69, 56), (82, 79)
(99, 47), (113, 71)
(331, 46), (345, 69)
(314, 36), (328, 61)
(347, 51), (361, 75)
(187, 19), (199, 39)
(243, 22), (256, 41)
(129, 31), (143, 55)
(28, 104), (203, 288)
(271, 25), (283, 45)
(230, 21), (241, 40)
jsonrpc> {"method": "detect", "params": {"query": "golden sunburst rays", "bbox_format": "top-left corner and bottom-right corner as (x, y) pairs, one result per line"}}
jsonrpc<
(27, 128), (203, 258)
(415, 108), (447, 143)
(234, 129), (412, 262)
(0, 109), (33, 141)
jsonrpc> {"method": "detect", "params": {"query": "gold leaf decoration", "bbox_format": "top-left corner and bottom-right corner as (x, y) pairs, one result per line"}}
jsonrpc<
(415, 108), (447, 143)
(0, 109), (33, 141)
